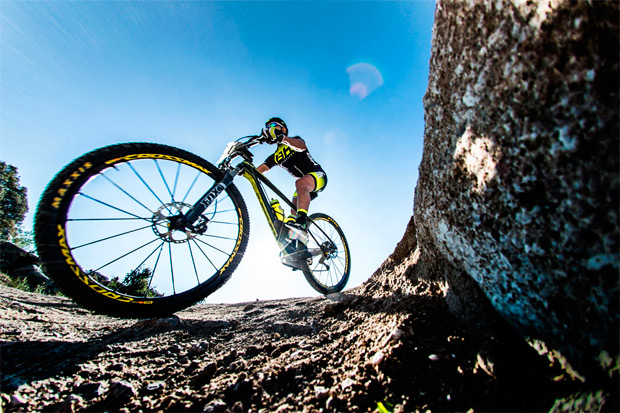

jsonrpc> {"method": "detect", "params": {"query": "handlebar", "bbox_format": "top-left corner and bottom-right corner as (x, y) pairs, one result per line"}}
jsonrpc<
(217, 134), (265, 169)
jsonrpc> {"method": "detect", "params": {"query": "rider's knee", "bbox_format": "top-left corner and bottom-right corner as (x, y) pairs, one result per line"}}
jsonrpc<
(295, 176), (313, 192)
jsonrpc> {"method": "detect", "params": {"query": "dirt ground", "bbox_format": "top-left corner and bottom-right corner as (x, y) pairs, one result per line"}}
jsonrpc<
(0, 220), (617, 412)
(1, 268), (617, 413)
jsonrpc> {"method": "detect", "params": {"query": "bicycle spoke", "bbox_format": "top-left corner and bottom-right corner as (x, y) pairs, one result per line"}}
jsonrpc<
(332, 257), (345, 274)
(155, 159), (175, 202)
(187, 242), (200, 284)
(168, 243), (175, 294)
(202, 196), (234, 220)
(67, 217), (150, 222)
(101, 173), (154, 214)
(127, 241), (168, 298)
(128, 162), (167, 207)
(147, 244), (165, 294)
(172, 163), (181, 200)
(190, 238), (219, 271)
(71, 224), (152, 250)
(203, 233), (237, 241)
(93, 237), (160, 272)
(209, 207), (237, 214)
(194, 237), (234, 256)
(181, 170), (202, 204)
(209, 220), (240, 226)
(77, 192), (149, 222)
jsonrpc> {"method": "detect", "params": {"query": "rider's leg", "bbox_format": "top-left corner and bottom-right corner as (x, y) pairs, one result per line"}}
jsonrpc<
(294, 175), (315, 226)
(285, 197), (298, 224)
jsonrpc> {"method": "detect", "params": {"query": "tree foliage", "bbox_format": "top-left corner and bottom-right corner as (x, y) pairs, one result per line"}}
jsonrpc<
(89, 267), (162, 298)
(0, 161), (28, 242)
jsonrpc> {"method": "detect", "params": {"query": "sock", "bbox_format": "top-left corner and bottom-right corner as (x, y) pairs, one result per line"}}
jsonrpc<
(296, 209), (308, 226)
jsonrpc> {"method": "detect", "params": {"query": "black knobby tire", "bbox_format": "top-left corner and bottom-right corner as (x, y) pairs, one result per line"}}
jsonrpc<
(300, 213), (351, 294)
(34, 143), (250, 318)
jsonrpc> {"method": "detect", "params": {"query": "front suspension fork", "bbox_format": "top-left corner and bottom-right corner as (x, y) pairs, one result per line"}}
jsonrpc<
(182, 165), (243, 227)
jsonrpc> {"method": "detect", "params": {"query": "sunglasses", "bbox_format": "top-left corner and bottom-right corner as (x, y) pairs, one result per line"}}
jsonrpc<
(268, 122), (285, 129)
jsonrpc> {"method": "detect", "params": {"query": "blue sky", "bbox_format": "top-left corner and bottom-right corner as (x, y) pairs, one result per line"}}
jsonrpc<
(1, 1), (435, 303)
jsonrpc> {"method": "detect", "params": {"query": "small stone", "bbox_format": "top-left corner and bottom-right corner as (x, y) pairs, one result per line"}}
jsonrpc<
(314, 386), (329, 400)
(323, 303), (338, 315)
(132, 315), (182, 330)
(75, 382), (105, 399)
(66, 394), (86, 410)
(371, 351), (385, 366)
(326, 395), (339, 410)
(188, 342), (209, 356)
(90, 381), (136, 412)
(382, 326), (412, 345)
(184, 359), (200, 374)
(203, 398), (227, 412)
(108, 380), (136, 399)
(244, 345), (260, 357)
(193, 362), (217, 387)
(11, 393), (27, 406)
(340, 378), (356, 390)
(146, 381), (165, 392)
(108, 362), (125, 371)
(388, 328), (405, 341)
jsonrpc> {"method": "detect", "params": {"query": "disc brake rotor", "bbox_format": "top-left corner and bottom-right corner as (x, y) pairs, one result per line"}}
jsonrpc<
(151, 202), (207, 244)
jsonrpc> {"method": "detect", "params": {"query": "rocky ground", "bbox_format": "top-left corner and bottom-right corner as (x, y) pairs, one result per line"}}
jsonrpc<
(1, 228), (618, 412)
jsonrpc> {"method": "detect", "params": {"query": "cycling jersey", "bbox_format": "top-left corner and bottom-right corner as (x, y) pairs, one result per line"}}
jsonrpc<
(264, 138), (325, 178)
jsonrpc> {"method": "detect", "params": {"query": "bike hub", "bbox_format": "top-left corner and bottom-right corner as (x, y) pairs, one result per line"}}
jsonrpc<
(151, 202), (208, 243)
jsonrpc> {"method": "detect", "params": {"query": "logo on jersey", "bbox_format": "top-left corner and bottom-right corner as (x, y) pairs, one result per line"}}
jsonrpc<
(274, 145), (293, 164)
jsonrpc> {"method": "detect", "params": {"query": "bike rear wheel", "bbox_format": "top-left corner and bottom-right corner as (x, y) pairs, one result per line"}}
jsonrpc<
(34, 143), (250, 318)
(300, 213), (351, 294)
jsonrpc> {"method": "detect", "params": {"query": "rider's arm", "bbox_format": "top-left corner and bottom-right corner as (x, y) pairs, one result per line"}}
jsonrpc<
(257, 164), (270, 174)
(282, 136), (307, 152)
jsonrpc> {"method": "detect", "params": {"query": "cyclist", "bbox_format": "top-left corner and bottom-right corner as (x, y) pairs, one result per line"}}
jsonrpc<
(256, 117), (327, 241)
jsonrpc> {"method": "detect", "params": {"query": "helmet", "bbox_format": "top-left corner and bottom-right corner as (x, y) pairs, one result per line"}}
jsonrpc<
(265, 117), (287, 133)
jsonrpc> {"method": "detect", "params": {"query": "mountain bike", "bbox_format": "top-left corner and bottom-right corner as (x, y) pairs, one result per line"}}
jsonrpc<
(34, 136), (351, 318)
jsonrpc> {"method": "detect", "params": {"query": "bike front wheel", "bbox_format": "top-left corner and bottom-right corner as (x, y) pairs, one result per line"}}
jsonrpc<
(34, 143), (250, 318)
(300, 213), (351, 294)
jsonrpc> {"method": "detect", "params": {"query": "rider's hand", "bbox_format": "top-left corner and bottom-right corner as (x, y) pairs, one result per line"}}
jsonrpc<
(259, 127), (269, 142)
(261, 126), (284, 144)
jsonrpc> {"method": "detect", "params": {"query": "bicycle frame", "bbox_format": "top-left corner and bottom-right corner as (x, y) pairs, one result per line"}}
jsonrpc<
(239, 161), (298, 240)
(184, 159), (295, 243)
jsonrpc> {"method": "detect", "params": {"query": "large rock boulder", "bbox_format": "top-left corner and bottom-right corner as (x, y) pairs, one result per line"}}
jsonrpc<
(0, 241), (57, 294)
(414, 0), (618, 380)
